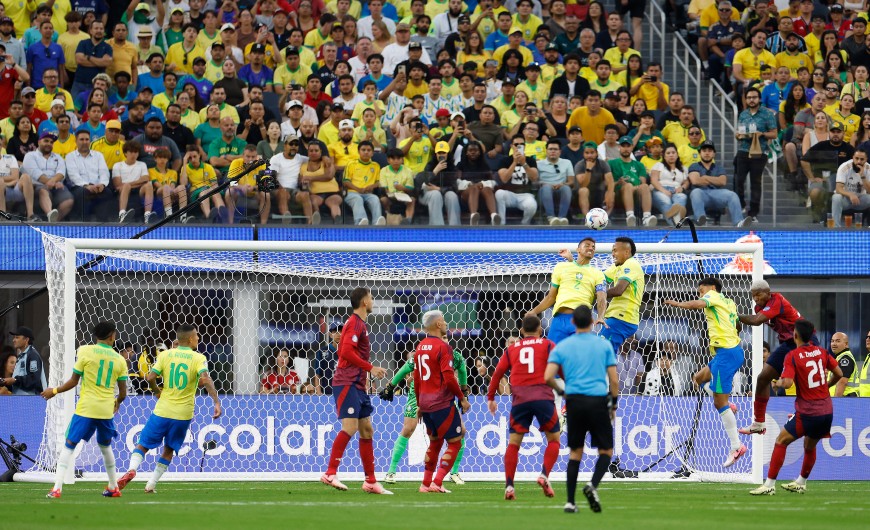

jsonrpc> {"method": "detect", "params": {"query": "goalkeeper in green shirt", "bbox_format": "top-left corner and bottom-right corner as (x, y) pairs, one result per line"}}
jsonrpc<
(379, 348), (469, 484)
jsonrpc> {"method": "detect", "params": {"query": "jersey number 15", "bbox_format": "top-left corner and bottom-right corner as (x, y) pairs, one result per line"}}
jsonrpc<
(417, 354), (431, 381)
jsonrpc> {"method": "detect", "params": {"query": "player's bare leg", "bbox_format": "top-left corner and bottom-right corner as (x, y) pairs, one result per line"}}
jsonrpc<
(430, 432), (464, 493)
(358, 417), (393, 494)
(751, 427), (798, 495)
(145, 446), (175, 493)
(321, 418), (359, 491)
(386, 416), (417, 484)
(741, 364), (777, 435)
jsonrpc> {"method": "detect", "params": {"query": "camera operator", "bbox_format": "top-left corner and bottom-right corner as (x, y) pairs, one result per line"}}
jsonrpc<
(4, 327), (46, 395)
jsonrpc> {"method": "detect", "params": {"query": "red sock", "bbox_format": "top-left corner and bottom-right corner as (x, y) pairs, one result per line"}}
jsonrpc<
(753, 396), (769, 424)
(359, 438), (376, 484)
(504, 442), (520, 487)
(422, 438), (443, 486)
(801, 447), (817, 479)
(542, 440), (560, 477)
(768, 443), (787, 480)
(434, 440), (462, 487)
(326, 430), (352, 476)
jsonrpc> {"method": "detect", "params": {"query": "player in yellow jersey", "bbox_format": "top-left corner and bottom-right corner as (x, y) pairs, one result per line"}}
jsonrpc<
(117, 324), (221, 493)
(665, 277), (747, 468)
(527, 238), (608, 344)
(43, 322), (127, 499)
(601, 237), (645, 353)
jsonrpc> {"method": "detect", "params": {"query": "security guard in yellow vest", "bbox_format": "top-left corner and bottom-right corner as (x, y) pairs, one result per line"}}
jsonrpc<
(829, 332), (860, 397)
(859, 330), (870, 397)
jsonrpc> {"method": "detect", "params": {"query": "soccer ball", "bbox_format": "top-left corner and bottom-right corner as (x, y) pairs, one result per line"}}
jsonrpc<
(585, 208), (609, 230)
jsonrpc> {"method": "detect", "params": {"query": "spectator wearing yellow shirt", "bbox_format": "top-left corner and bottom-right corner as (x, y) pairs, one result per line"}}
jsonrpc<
(732, 29), (777, 92)
(567, 90), (616, 144)
(273, 47), (313, 96)
(57, 11), (88, 80)
(539, 43), (565, 89)
(180, 145), (225, 220)
(489, 79), (516, 119)
(280, 31), (318, 67)
(380, 147), (416, 224)
(327, 120), (360, 172)
(196, 12), (222, 52)
(354, 108), (388, 151)
(602, 31), (640, 74)
(630, 62), (670, 111)
(826, 93), (860, 143)
(517, 64), (550, 110)
(166, 24), (206, 76)
(244, 39), (279, 70)
(399, 119), (433, 174)
(470, 0), (503, 40)
(107, 23), (138, 88)
(589, 60), (623, 99)
(439, 61), (462, 99)
(677, 125), (705, 168)
(639, 137), (664, 172)
(803, 14), (827, 65)
(493, 28), (534, 67)
(225, 145), (270, 225)
(343, 140), (385, 225)
(152, 72), (179, 115)
(662, 106), (706, 150)
(512, 1), (543, 44)
(198, 87), (240, 122)
(318, 103), (345, 149)
(404, 61), (430, 99)
(35, 71), (75, 113)
(774, 34), (812, 79)
(149, 147), (189, 221)
(52, 116), (76, 157)
(91, 121), (125, 171)
(351, 82), (386, 124)
(304, 13), (337, 51)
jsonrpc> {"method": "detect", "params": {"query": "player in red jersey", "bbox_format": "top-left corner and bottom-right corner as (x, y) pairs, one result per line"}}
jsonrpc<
(414, 309), (471, 494)
(321, 287), (391, 494)
(737, 279), (817, 435)
(750, 319), (843, 496)
(488, 315), (561, 501)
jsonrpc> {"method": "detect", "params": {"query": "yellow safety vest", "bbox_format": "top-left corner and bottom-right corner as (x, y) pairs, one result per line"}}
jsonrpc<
(832, 349), (860, 397)
(858, 350), (870, 397)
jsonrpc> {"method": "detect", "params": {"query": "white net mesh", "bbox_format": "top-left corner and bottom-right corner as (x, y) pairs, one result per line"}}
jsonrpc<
(31, 234), (760, 483)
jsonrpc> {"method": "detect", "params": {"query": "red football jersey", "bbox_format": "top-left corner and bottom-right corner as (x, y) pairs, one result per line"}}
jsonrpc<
(756, 292), (802, 343)
(489, 336), (556, 404)
(413, 336), (462, 412)
(331, 313), (373, 390)
(781, 345), (838, 416)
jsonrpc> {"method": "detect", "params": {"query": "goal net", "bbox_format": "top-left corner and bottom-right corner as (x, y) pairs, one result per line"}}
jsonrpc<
(27, 235), (764, 484)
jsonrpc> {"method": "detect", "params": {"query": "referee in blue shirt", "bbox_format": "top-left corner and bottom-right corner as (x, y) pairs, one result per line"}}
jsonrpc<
(545, 305), (618, 514)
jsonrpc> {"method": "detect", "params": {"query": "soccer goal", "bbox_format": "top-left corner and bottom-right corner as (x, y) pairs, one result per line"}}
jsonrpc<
(23, 234), (764, 484)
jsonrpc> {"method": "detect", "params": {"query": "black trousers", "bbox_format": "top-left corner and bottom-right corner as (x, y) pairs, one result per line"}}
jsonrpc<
(70, 186), (115, 222)
(733, 151), (766, 217)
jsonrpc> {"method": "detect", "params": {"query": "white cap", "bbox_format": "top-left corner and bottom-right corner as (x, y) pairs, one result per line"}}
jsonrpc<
(339, 119), (354, 130)
(51, 99), (65, 108)
(750, 279), (770, 292)
(451, 112), (465, 120)
(284, 99), (303, 111)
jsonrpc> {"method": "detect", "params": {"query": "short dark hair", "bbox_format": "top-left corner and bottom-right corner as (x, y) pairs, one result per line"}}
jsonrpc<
(177, 323), (196, 340)
(794, 319), (814, 343)
(698, 277), (723, 292)
(572, 305), (593, 329)
(350, 287), (370, 309)
(579, 237), (595, 246)
(615, 236), (636, 255)
(522, 315), (541, 334)
(367, 53), (384, 64)
(547, 138), (562, 149)
(387, 147), (404, 159)
(93, 321), (116, 340)
(358, 140), (374, 150)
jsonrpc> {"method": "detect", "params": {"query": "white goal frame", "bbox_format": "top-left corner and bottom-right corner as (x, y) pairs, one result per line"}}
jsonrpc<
(35, 239), (764, 484)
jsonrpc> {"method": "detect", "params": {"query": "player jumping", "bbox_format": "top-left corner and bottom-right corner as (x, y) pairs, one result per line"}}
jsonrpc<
(380, 348), (469, 485)
(43, 321), (127, 498)
(750, 319), (843, 495)
(414, 310), (471, 493)
(526, 237), (608, 344)
(602, 237), (644, 354)
(737, 279), (813, 436)
(117, 324), (221, 493)
(320, 287), (392, 494)
(665, 278), (747, 468)
(488, 315), (561, 501)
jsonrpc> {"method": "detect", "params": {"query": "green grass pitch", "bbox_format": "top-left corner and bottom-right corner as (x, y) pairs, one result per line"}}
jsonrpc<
(4, 481), (870, 530)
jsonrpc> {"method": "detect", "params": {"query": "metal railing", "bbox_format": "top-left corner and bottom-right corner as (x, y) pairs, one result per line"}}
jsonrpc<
(646, 1), (668, 73)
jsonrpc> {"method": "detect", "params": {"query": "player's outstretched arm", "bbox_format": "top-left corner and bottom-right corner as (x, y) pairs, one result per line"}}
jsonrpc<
(527, 287), (558, 317)
(738, 312), (769, 326)
(663, 299), (706, 310)
(40, 373), (81, 400)
(199, 372), (222, 419)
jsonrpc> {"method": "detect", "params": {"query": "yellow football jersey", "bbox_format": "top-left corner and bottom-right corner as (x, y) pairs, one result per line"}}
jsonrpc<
(551, 261), (607, 314)
(72, 343), (127, 420)
(701, 290), (741, 350)
(151, 347), (208, 421)
(603, 257), (645, 325)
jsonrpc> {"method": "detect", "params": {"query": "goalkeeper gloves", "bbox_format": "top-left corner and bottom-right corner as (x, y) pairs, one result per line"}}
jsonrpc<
(378, 383), (395, 401)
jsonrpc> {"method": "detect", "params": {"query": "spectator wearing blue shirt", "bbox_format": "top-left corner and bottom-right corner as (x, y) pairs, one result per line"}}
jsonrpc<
(136, 53), (166, 95)
(687, 141), (751, 227)
(109, 71), (138, 114)
(537, 139), (575, 224)
(313, 322), (341, 396)
(27, 21), (67, 90)
(760, 67), (792, 113)
(485, 12), (513, 52)
(73, 21), (113, 99)
(735, 86), (778, 221)
(23, 5), (58, 49)
(239, 44), (274, 91)
(705, 12), (744, 86)
(178, 58), (214, 103)
(544, 306), (618, 514)
(357, 54), (393, 93)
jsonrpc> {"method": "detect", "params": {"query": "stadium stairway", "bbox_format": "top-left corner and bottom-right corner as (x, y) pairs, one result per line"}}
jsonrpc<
(642, 4), (815, 228)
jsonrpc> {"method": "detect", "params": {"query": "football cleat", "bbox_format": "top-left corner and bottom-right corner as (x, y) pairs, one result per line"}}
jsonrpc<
(102, 487), (122, 498)
(418, 484), (430, 493)
(427, 483), (451, 493)
(144, 486), (157, 494)
(781, 481), (807, 494)
(46, 489), (61, 499)
(739, 422), (767, 435)
(504, 486), (516, 500)
(117, 470), (136, 491)
(447, 473), (465, 485)
(362, 482), (393, 495)
(582, 484), (602, 513)
(537, 475), (555, 497)
(320, 473), (348, 491)
(749, 485), (776, 496)
(723, 444), (748, 468)
(563, 502), (579, 513)
(384, 472), (396, 484)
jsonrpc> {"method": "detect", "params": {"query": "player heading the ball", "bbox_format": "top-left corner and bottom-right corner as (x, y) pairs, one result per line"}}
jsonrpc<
(117, 324), (222, 493)
(44, 321), (127, 499)
(321, 287), (392, 495)
(750, 319), (843, 496)
(488, 315), (561, 501)
(602, 237), (645, 354)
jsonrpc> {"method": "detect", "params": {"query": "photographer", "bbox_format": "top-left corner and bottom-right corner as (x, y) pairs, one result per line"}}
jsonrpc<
(419, 142), (462, 225)
(398, 117), (434, 176)
(4, 327), (46, 395)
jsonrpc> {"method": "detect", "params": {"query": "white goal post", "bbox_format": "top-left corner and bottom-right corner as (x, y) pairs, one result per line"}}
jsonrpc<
(25, 236), (764, 484)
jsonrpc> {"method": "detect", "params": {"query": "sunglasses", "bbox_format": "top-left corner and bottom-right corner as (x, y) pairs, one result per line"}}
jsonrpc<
(689, 131), (702, 135)
(813, 72), (824, 76)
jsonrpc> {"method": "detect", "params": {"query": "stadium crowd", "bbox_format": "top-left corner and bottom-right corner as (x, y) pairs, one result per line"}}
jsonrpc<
(0, 0), (867, 226)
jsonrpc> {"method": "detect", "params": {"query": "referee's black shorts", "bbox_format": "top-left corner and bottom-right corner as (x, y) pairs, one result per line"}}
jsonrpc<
(565, 395), (613, 450)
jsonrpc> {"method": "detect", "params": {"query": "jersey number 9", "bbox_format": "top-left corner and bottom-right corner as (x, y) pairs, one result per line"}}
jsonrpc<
(519, 347), (535, 374)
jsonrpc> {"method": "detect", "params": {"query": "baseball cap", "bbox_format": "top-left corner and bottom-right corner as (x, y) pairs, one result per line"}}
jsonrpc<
(251, 43), (266, 54)
(192, 57), (207, 65)
(700, 140), (716, 151)
(330, 101), (345, 111)
(408, 41), (422, 50)
(484, 59), (499, 67)
(51, 99), (65, 108)
(211, 41), (225, 49)
(645, 136), (663, 146)
(39, 130), (58, 141)
(830, 3), (844, 11)
(136, 2), (151, 12)
(106, 120), (122, 130)
(435, 141), (450, 153)
(502, 78), (517, 86)
(285, 46), (300, 56)
(328, 321), (341, 333)
(618, 135), (633, 145)
(458, 14), (470, 23)
(21, 86), (35, 96)
(138, 27), (154, 38)
(284, 133), (299, 143)
(171, 6), (185, 14)
(9, 326), (34, 339)
(545, 42), (559, 51)
(582, 141), (597, 150)
(451, 112), (465, 120)
(509, 26), (523, 36)
(0, 17), (13, 25)
(830, 122), (844, 131)
(640, 110), (656, 119)
(396, 22), (411, 32)
(339, 119), (354, 130)
(286, 99), (303, 110)
(525, 62), (541, 71)
(221, 23), (235, 32)
(568, 126), (582, 134)
(604, 90), (620, 99)
(273, 8), (288, 16)
(435, 108), (450, 118)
